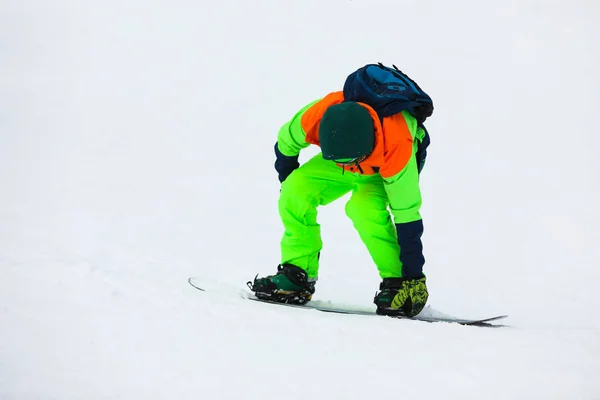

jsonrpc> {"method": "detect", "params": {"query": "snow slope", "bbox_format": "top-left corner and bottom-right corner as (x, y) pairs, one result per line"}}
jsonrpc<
(1, 0), (599, 398)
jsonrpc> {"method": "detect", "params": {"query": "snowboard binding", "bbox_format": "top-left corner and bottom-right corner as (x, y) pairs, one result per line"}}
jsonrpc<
(247, 264), (315, 305)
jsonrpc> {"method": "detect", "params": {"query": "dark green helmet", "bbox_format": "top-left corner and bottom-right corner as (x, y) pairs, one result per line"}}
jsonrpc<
(318, 102), (375, 162)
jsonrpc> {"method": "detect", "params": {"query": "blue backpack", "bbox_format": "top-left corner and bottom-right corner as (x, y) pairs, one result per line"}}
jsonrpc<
(343, 63), (433, 172)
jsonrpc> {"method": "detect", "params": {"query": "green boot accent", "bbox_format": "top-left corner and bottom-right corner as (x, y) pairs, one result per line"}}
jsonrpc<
(374, 276), (428, 317)
(248, 264), (316, 305)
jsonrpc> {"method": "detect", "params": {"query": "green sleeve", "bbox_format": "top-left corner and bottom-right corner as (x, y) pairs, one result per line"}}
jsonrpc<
(383, 150), (422, 223)
(383, 111), (423, 224)
(276, 99), (320, 157)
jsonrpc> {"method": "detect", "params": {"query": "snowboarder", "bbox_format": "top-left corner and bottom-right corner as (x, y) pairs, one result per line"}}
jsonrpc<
(248, 64), (432, 317)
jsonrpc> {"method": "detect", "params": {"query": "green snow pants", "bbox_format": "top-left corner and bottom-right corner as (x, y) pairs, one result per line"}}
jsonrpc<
(279, 153), (402, 280)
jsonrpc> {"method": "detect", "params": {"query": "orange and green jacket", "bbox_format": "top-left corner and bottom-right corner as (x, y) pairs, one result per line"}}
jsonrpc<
(276, 91), (426, 226)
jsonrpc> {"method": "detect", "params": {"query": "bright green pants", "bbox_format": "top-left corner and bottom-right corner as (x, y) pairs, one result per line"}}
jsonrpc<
(279, 154), (402, 280)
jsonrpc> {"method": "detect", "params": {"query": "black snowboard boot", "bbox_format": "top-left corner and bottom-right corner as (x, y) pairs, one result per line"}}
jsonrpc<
(247, 264), (316, 305)
(374, 276), (428, 317)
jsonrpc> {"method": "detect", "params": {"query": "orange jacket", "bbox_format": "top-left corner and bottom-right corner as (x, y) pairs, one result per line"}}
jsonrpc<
(276, 90), (424, 225)
(297, 91), (415, 179)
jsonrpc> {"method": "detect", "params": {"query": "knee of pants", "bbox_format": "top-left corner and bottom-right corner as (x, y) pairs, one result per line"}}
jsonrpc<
(345, 194), (389, 225)
(279, 173), (319, 218)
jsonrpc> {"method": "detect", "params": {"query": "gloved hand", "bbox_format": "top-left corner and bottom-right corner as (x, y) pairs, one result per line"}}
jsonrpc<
(374, 276), (429, 317)
(274, 142), (300, 183)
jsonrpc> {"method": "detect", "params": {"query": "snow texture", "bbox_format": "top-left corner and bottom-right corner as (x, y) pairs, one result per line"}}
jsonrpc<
(1, 0), (599, 399)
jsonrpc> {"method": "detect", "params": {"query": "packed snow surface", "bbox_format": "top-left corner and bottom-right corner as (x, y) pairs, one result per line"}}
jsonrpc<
(1, 1), (599, 399)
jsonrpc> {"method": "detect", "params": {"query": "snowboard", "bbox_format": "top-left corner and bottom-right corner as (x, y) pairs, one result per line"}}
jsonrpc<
(187, 277), (508, 327)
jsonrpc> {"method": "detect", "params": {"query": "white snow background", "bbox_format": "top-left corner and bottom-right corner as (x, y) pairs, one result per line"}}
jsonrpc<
(1, 0), (599, 399)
